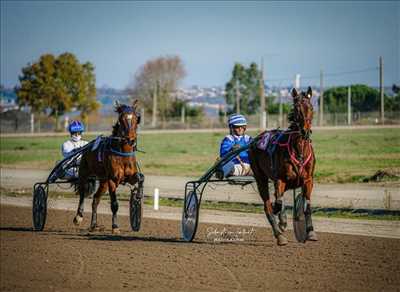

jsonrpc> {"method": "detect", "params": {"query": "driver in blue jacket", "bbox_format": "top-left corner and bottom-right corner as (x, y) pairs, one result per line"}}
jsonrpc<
(218, 114), (253, 178)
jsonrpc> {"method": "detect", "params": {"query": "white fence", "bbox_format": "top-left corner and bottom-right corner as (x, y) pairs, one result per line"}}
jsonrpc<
(1, 110), (399, 133)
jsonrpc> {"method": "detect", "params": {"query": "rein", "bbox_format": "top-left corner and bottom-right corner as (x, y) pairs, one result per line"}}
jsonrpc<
(109, 147), (136, 157)
(108, 136), (137, 157)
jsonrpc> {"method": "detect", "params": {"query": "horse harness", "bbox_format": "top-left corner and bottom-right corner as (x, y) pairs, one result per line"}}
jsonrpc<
(260, 130), (313, 181)
(93, 136), (137, 162)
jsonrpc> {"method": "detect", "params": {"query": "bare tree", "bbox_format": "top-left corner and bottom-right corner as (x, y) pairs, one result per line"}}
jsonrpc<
(129, 56), (186, 126)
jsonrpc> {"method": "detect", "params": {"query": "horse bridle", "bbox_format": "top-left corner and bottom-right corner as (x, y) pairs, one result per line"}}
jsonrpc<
(116, 106), (140, 148)
(294, 97), (313, 139)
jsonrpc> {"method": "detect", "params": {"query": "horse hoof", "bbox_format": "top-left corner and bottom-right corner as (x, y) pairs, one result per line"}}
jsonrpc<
(277, 234), (288, 246)
(89, 225), (105, 232)
(112, 228), (120, 235)
(307, 231), (318, 241)
(73, 215), (83, 226)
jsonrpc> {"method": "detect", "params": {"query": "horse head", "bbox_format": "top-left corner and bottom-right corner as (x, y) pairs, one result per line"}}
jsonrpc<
(290, 87), (313, 138)
(113, 100), (141, 143)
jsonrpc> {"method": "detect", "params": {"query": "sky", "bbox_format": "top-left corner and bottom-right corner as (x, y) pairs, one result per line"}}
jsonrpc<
(1, 1), (399, 90)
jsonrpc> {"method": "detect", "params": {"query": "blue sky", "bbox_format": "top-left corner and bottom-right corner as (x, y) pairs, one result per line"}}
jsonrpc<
(1, 1), (399, 89)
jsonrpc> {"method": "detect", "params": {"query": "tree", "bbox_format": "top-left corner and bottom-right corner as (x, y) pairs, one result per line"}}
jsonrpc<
(323, 84), (392, 113)
(266, 95), (291, 114)
(129, 55), (186, 126)
(386, 84), (400, 112)
(224, 62), (263, 115)
(15, 52), (98, 130)
(168, 99), (204, 123)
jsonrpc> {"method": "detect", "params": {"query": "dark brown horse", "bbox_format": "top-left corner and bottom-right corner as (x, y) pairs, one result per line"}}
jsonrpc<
(73, 101), (144, 234)
(249, 87), (317, 245)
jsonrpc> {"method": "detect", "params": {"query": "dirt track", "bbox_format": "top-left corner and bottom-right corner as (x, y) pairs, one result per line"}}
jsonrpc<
(1, 205), (400, 291)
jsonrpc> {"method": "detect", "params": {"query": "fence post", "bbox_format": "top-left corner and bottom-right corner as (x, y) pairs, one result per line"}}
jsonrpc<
(181, 106), (185, 124)
(379, 56), (384, 125)
(347, 86), (352, 126)
(30, 113), (34, 133)
(64, 116), (69, 132)
(236, 79), (241, 114)
(319, 69), (324, 127)
(279, 94), (283, 128)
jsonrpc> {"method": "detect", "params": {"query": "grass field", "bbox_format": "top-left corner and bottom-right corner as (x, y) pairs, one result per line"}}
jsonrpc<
(1, 128), (400, 183)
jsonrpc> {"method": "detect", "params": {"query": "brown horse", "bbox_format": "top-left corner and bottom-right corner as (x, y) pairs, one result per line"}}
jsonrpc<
(249, 87), (317, 245)
(73, 101), (144, 234)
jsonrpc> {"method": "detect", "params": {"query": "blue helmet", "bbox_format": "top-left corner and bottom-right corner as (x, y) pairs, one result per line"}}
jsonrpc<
(228, 114), (247, 127)
(68, 120), (85, 134)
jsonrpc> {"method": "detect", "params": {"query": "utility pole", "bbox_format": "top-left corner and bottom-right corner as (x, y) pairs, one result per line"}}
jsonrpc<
(279, 90), (283, 128)
(319, 69), (324, 127)
(259, 57), (267, 130)
(295, 74), (301, 90)
(181, 106), (185, 124)
(379, 56), (384, 124)
(235, 79), (240, 114)
(141, 108), (145, 127)
(347, 86), (352, 126)
(151, 81), (158, 127)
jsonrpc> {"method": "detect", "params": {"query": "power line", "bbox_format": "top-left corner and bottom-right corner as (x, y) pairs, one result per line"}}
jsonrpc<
(265, 67), (379, 82)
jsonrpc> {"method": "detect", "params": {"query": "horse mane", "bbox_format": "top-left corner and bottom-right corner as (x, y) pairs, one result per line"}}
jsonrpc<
(288, 100), (300, 130)
(287, 91), (313, 130)
(112, 122), (120, 136)
(112, 104), (125, 137)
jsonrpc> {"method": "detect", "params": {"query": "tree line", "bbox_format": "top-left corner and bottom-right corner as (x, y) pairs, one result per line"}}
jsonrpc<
(12, 53), (399, 131)
(224, 62), (400, 115)
(13, 53), (203, 129)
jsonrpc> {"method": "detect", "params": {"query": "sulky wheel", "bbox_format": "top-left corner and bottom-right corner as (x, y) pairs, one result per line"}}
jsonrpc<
(292, 190), (308, 243)
(32, 184), (48, 231)
(181, 190), (199, 242)
(129, 186), (143, 232)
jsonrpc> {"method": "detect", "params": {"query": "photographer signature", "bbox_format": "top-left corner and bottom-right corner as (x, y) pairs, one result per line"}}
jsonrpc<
(206, 227), (256, 242)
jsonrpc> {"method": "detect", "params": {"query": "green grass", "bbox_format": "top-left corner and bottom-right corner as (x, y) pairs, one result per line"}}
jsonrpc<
(1, 128), (400, 183)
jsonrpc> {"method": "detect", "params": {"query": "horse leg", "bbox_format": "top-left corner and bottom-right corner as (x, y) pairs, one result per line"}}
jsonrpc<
(89, 181), (107, 231)
(273, 180), (287, 232)
(250, 149), (287, 246)
(303, 180), (318, 241)
(73, 178), (88, 226)
(108, 180), (120, 234)
(253, 171), (287, 245)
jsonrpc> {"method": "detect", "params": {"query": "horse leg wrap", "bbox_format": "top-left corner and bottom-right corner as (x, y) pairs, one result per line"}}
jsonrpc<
(278, 203), (288, 232)
(111, 200), (119, 214)
(273, 199), (283, 215)
(266, 213), (281, 238)
(136, 172), (145, 183)
(111, 200), (119, 229)
(135, 173), (145, 198)
(305, 203), (314, 232)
